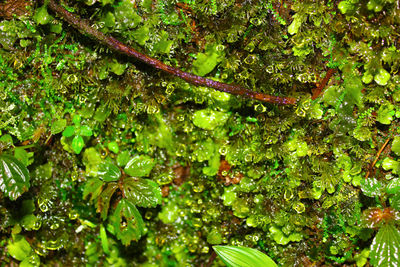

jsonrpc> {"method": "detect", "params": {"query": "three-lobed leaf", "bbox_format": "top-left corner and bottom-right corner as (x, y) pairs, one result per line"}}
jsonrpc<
(370, 223), (400, 267)
(213, 245), (278, 267)
(0, 154), (30, 200)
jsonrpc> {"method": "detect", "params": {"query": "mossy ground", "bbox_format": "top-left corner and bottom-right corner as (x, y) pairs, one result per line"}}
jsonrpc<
(1, 0), (400, 266)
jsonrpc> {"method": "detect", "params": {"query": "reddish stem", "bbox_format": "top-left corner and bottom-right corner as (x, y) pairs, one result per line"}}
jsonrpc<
(311, 68), (336, 100)
(46, 0), (297, 105)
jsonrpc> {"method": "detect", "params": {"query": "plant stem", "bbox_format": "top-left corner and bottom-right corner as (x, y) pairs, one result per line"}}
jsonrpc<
(46, 0), (297, 105)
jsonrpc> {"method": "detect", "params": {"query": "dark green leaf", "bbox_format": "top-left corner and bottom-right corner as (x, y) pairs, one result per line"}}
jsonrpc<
(97, 182), (119, 220)
(122, 177), (161, 208)
(361, 178), (383, 197)
(83, 177), (104, 201)
(390, 193), (400, 211)
(213, 245), (278, 267)
(124, 155), (155, 177)
(370, 223), (400, 267)
(98, 163), (121, 182)
(0, 154), (30, 201)
(109, 199), (145, 245)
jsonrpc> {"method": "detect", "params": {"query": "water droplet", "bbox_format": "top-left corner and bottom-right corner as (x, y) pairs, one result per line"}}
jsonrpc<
(38, 198), (50, 212)
(250, 17), (262, 25)
(293, 202), (305, 213)
(166, 83), (175, 95)
(244, 54), (256, 65)
(266, 65), (274, 73)
(254, 104), (266, 113)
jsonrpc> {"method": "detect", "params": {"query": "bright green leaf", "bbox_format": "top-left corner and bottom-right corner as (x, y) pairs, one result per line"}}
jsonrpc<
(124, 155), (155, 177)
(83, 177), (104, 201)
(192, 44), (224, 76)
(391, 136), (400, 156)
(192, 109), (230, 130)
(72, 135), (85, 154)
(377, 104), (395, 125)
(370, 223), (400, 267)
(121, 177), (162, 208)
(80, 125), (93, 137)
(213, 245), (278, 267)
(62, 126), (75, 137)
(382, 157), (400, 174)
(374, 68), (391, 86)
(7, 235), (32, 261)
(386, 179), (400, 194)
(0, 154), (30, 201)
(107, 141), (119, 154)
(33, 6), (53, 25)
(98, 163), (121, 182)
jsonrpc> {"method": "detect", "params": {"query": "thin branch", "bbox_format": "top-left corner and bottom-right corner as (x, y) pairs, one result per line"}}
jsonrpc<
(365, 137), (391, 179)
(46, 0), (297, 105)
(311, 68), (336, 100)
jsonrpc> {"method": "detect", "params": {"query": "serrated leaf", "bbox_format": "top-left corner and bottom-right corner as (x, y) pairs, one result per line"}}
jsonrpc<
(72, 135), (85, 154)
(121, 177), (161, 208)
(97, 182), (119, 220)
(97, 163), (121, 182)
(62, 126), (75, 137)
(83, 177), (104, 201)
(124, 155), (155, 177)
(361, 178), (383, 197)
(370, 223), (400, 267)
(109, 199), (145, 245)
(213, 245), (278, 267)
(0, 154), (30, 201)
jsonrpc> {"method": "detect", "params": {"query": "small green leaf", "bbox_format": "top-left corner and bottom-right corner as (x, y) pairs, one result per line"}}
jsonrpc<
(117, 150), (130, 167)
(391, 136), (400, 156)
(382, 157), (400, 174)
(109, 199), (145, 245)
(0, 154), (30, 201)
(361, 178), (383, 197)
(288, 14), (302, 35)
(192, 109), (230, 130)
(107, 141), (119, 154)
(72, 135), (85, 154)
(122, 177), (162, 208)
(124, 155), (155, 177)
(377, 104), (395, 125)
(34, 6), (53, 25)
(213, 245), (278, 267)
(370, 223), (400, 267)
(100, 224), (110, 254)
(72, 114), (82, 125)
(79, 125), (93, 137)
(98, 163), (121, 182)
(374, 68), (391, 86)
(62, 126), (75, 137)
(51, 119), (67, 134)
(192, 44), (224, 76)
(7, 235), (32, 261)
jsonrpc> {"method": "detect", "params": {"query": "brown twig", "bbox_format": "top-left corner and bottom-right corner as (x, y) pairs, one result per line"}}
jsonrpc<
(311, 68), (336, 100)
(45, 0), (297, 105)
(365, 137), (391, 179)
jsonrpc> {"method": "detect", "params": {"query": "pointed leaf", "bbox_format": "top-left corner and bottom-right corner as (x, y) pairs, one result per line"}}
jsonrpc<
(124, 155), (155, 177)
(51, 119), (67, 135)
(122, 177), (161, 208)
(0, 154), (30, 201)
(213, 245), (278, 267)
(109, 199), (145, 245)
(7, 235), (32, 261)
(97, 163), (121, 182)
(370, 223), (400, 267)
